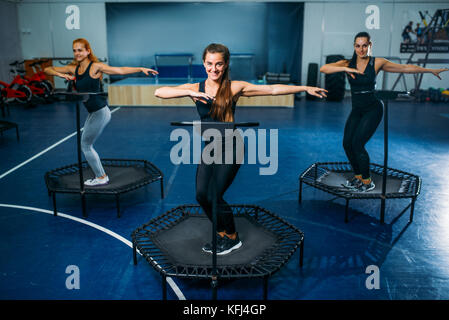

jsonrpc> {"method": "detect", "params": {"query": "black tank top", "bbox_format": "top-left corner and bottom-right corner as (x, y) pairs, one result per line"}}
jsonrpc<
(347, 56), (377, 93)
(74, 61), (107, 113)
(195, 80), (236, 122)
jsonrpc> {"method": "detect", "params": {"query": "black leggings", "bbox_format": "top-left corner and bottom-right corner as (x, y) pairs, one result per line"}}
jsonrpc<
(196, 160), (240, 234)
(343, 100), (383, 179)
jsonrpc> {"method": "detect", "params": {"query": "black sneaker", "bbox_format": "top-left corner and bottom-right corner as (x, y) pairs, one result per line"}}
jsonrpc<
(354, 181), (375, 192)
(202, 233), (222, 253)
(203, 233), (242, 255)
(342, 177), (362, 189)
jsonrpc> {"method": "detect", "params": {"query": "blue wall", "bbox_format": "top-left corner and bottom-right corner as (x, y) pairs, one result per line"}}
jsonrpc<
(106, 2), (303, 82)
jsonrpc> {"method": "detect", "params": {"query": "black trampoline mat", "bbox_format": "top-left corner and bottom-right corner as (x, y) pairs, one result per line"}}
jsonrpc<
(51, 165), (152, 190)
(152, 215), (279, 266)
(317, 170), (408, 194)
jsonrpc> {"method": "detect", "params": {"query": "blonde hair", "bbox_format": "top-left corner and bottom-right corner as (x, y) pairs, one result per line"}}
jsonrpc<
(70, 38), (100, 65)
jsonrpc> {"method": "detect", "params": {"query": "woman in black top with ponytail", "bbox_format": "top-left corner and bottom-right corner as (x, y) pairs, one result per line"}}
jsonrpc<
(320, 32), (448, 192)
(45, 38), (158, 186)
(156, 43), (327, 255)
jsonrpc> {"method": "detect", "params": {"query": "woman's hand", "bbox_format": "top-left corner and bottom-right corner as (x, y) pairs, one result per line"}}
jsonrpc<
(60, 73), (75, 81)
(306, 87), (328, 98)
(190, 90), (215, 104)
(344, 67), (364, 79)
(431, 68), (448, 80)
(141, 68), (159, 76)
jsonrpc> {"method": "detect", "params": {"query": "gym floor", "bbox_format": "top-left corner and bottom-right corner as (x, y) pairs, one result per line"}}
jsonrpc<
(1, 95), (449, 300)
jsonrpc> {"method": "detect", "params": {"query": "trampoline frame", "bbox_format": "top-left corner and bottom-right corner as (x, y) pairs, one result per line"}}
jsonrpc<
(131, 204), (304, 300)
(45, 158), (164, 218)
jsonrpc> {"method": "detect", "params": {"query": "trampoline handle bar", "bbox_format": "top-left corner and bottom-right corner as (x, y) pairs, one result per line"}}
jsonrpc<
(374, 90), (410, 100)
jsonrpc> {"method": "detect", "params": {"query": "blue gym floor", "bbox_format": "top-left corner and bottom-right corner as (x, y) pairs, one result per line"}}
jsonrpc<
(1, 94), (449, 300)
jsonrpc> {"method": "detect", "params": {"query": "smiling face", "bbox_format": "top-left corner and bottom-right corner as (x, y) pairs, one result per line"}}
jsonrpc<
(72, 42), (90, 63)
(203, 52), (228, 82)
(353, 37), (371, 58)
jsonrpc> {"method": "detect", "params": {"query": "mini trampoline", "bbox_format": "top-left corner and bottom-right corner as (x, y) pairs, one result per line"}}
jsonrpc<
(298, 91), (422, 223)
(299, 162), (421, 223)
(0, 120), (19, 141)
(44, 90), (164, 218)
(132, 204), (304, 300)
(132, 121), (304, 300)
(45, 159), (163, 218)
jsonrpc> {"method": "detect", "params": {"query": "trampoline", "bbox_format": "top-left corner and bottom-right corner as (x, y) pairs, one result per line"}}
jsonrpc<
(0, 120), (19, 141)
(45, 159), (163, 218)
(132, 204), (304, 300)
(132, 121), (304, 300)
(299, 91), (422, 223)
(44, 90), (164, 218)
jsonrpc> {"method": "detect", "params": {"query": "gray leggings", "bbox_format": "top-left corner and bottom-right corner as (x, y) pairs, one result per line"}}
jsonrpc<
(81, 106), (111, 178)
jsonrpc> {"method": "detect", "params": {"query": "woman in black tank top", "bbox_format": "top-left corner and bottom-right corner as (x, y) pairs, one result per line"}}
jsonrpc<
(45, 38), (158, 186)
(155, 43), (327, 255)
(320, 32), (448, 192)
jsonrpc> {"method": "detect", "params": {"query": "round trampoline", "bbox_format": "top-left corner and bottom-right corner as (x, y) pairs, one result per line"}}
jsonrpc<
(132, 121), (304, 300)
(44, 90), (164, 218)
(132, 204), (304, 300)
(298, 91), (422, 223)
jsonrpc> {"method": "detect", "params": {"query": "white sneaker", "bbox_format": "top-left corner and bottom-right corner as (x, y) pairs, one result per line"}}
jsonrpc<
(84, 176), (109, 186)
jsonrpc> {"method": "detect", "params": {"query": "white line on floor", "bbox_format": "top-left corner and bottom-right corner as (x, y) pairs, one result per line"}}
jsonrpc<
(0, 202), (186, 300)
(0, 107), (121, 180)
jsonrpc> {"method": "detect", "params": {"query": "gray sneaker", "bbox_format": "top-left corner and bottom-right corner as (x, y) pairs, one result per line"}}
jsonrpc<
(354, 181), (375, 192)
(342, 177), (362, 189)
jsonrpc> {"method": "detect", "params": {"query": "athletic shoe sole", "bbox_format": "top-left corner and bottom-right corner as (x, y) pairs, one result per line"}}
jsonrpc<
(202, 241), (242, 255)
(84, 181), (109, 187)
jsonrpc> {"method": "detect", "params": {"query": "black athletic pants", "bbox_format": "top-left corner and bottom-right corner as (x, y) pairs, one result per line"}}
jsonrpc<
(195, 141), (241, 234)
(343, 97), (383, 179)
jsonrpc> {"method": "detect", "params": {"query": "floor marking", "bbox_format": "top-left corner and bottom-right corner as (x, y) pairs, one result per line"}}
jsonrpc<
(0, 107), (121, 180)
(0, 202), (186, 300)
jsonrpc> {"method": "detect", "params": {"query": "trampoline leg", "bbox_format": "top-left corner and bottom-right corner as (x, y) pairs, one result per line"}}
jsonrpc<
(162, 274), (167, 300)
(132, 241), (137, 265)
(299, 238), (304, 268)
(211, 276), (218, 300)
(298, 179), (303, 203)
(116, 194), (121, 218)
(345, 199), (349, 223)
(81, 193), (87, 218)
(409, 197), (416, 222)
(52, 192), (57, 216)
(263, 276), (269, 300)
(380, 198), (386, 224)
(160, 178), (164, 199)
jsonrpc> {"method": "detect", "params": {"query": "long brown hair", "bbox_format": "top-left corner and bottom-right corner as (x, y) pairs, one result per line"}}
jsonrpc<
(349, 32), (371, 66)
(71, 38), (100, 65)
(202, 43), (234, 122)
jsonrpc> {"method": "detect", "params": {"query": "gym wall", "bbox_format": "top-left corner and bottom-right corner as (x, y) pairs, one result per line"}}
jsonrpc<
(12, 0), (448, 91)
(0, 1), (22, 83)
(106, 2), (303, 83)
(303, 1), (449, 91)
